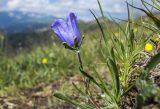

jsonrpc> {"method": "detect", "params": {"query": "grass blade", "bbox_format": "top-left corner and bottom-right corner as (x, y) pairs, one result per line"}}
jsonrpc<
(107, 58), (120, 97)
(89, 9), (106, 43)
(79, 67), (100, 88)
(97, 0), (105, 18)
(127, 2), (160, 28)
(54, 93), (94, 109)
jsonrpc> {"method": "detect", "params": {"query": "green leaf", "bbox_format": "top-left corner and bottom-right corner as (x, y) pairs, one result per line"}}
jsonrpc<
(54, 93), (75, 104)
(62, 42), (75, 50)
(145, 52), (160, 71)
(92, 67), (115, 101)
(74, 37), (79, 48)
(89, 10), (106, 44)
(110, 47), (115, 63)
(135, 95), (144, 109)
(145, 0), (160, 11)
(120, 41), (125, 57)
(140, 69), (149, 79)
(54, 93), (94, 109)
(97, 0), (104, 18)
(107, 58), (120, 97)
(130, 29), (135, 52)
(72, 82), (85, 96)
(127, 2), (160, 28)
(79, 67), (100, 88)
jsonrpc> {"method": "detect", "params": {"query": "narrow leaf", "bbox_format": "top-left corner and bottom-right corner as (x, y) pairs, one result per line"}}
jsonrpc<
(97, 0), (105, 18)
(107, 58), (120, 97)
(145, 52), (160, 71)
(135, 95), (144, 109)
(54, 93), (94, 109)
(62, 42), (75, 50)
(89, 10), (106, 43)
(79, 67), (100, 87)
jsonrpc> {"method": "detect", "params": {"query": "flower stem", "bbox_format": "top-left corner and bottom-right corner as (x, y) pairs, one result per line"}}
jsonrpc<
(77, 50), (83, 69)
(76, 49), (100, 109)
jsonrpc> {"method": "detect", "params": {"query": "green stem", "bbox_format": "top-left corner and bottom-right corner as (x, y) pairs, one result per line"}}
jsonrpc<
(76, 49), (89, 95)
(76, 49), (100, 109)
(77, 50), (83, 69)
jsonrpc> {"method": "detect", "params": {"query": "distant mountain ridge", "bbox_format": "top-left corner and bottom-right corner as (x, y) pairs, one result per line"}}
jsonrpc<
(0, 11), (55, 34)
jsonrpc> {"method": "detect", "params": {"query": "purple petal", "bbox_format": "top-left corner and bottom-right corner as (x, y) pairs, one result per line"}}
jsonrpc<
(51, 19), (74, 47)
(51, 19), (66, 42)
(67, 12), (81, 45)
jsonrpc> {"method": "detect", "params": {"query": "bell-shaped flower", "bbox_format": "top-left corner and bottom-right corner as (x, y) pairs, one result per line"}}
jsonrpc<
(51, 12), (81, 48)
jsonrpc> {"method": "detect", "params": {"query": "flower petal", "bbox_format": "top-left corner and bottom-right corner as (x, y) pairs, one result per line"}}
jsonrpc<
(51, 19), (74, 47)
(51, 19), (66, 42)
(67, 12), (81, 45)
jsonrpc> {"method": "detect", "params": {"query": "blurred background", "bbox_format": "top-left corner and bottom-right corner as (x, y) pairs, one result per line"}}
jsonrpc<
(0, 0), (140, 52)
(0, 0), (143, 54)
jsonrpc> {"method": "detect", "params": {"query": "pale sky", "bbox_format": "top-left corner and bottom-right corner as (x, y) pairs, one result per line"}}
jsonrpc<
(0, 0), (142, 20)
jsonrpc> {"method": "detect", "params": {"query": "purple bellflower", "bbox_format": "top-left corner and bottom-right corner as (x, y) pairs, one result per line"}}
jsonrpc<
(51, 12), (81, 48)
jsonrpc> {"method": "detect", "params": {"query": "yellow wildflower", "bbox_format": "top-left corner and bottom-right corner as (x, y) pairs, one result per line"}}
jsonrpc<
(42, 58), (48, 64)
(133, 28), (137, 33)
(144, 43), (153, 52)
(114, 32), (119, 37)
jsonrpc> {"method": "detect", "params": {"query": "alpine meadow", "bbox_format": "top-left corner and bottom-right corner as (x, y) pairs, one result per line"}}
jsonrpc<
(0, 0), (160, 109)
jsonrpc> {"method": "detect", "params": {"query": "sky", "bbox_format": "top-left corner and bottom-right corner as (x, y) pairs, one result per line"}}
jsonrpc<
(0, 0), (142, 21)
